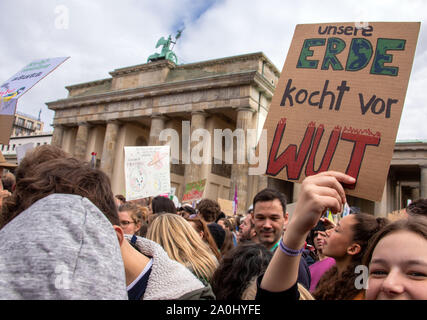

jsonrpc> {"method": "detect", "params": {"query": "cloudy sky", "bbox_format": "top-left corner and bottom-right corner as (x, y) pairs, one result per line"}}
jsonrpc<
(1, 0), (426, 140)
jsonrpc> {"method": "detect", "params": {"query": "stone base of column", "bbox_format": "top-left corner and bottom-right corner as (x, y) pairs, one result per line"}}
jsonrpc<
(421, 165), (427, 199)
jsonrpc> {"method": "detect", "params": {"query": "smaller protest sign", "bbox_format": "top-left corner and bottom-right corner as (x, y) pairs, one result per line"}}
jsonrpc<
(0, 57), (69, 144)
(387, 208), (407, 221)
(124, 145), (171, 201)
(182, 179), (207, 203)
(218, 198), (234, 216)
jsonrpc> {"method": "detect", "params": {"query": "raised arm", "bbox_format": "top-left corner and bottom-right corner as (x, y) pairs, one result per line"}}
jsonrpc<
(259, 171), (355, 294)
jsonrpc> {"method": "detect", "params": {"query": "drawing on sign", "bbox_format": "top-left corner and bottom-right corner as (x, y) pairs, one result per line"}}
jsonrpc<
(147, 150), (168, 169)
(124, 146), (171, 201)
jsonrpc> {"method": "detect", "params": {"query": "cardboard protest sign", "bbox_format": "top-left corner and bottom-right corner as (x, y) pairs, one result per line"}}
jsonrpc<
(387, 208), (407, 222)
(182, 179), (206, 203)
(218, 198), (234, 216)
(263, 22), (420, 201)
(124, 146), (171, 201)
(0, 57), (69, 144)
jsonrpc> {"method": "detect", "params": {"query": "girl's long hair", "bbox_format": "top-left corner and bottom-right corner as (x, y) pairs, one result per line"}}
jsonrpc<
(186, 217), (221, 261)
(146, 213), (219, 283)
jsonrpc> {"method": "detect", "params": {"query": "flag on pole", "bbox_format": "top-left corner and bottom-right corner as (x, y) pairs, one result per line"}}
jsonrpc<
(342, 203), (350, 217)
(233, 184), (238, 215)
(327, 209), (334, 223)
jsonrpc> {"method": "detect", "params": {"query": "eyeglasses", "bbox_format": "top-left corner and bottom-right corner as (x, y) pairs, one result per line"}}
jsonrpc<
(120, 220), (135, 227)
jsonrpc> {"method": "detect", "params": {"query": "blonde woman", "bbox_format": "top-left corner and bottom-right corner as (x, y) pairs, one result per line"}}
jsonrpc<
(146, 214), (219, 285)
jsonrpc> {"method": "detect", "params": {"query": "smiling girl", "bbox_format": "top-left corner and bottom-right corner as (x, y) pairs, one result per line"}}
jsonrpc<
(363, 215), (427, 300)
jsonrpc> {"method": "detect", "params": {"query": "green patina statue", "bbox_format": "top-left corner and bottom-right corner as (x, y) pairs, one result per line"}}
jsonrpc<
(147, 29), (184, 64)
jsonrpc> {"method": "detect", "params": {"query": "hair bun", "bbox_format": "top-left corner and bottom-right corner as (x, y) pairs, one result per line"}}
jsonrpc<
(375, 217), (389, 230)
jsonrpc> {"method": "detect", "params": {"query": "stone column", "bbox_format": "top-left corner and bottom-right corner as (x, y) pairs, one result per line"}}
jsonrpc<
(374, 179), (388, 217)
(148, 114), (166, 146)
(74, 122), (91, 160)
(292, 182), (302, 203)
(411, 187), (420, 202)
(421, 165), (427, 199)
(257, 175), (268, 191)
(86, 125), (99, 163)
(111, 125), (127, 195)
(184, 111), (207, 186)
(100, 120), (120, 179)
(51, 124), (64, 147)
(229, 107), (255, 214)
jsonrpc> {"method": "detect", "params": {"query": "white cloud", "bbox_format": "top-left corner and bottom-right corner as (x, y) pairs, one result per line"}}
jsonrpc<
(1, 0), (426, 139)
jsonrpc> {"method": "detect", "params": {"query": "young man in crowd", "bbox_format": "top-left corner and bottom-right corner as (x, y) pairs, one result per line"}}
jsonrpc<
(237, 214), (257, 243)
(251, 188), (311, 290)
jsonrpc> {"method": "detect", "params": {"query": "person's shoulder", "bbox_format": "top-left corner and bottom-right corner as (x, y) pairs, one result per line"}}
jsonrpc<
(177, 284), (216, 300)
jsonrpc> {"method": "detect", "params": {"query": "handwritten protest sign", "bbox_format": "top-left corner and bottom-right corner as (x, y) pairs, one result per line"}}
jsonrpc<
(0, 57), (69, 144)
(124, 146), (171, 201)
(263, 22), (420, 201)
(182, 179), (206, 203)
(387, 208), (407, 221)
(218, 198), (234, 216)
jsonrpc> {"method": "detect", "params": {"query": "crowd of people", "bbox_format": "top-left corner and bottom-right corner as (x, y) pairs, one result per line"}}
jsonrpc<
(0, 145), (426, 300)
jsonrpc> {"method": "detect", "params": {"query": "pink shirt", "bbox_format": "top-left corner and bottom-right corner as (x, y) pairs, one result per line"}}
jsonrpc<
(309, 257), (336, 292)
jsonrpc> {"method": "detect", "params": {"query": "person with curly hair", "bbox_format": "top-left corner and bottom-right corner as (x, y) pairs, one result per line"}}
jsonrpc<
(312, 212), (388, 300)
(211, 242), (273, 300)
(197, 198), (221, 223)
(13, 145), (70, 183)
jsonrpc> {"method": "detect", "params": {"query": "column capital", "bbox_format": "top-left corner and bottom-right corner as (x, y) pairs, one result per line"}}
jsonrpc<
(191, 110), (208, 117)
(151, 112), (167, 120)
(105, 119), (122, 126)
(77, 121), (92, 127)
(235, 106), (256, 114)
(420, 163), (427, 199)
